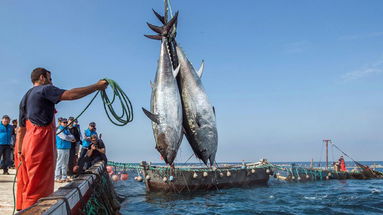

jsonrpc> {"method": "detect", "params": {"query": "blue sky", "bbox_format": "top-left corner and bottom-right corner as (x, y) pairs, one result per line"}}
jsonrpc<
(0, 0), (382, 163)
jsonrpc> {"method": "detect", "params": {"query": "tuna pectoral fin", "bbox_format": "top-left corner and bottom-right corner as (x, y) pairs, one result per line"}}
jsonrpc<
(144, 34), (162, 40)
(197, 60), (205, 78)
(173, 65), (180, 78)
(142, 108), (160, 124)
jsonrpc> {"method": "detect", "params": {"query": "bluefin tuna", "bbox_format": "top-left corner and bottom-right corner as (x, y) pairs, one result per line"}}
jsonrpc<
(142, 14), (183, 165)
(175, 45), (218, 166)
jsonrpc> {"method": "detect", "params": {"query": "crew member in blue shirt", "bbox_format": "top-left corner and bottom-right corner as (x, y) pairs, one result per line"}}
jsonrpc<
(79, 122), (97, 164)
(0, 115), (13, 175)
(55, 118), (75, 182)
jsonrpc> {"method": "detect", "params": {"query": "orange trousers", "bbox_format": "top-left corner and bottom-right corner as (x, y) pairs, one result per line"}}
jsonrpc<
(16, 120), (56, 210)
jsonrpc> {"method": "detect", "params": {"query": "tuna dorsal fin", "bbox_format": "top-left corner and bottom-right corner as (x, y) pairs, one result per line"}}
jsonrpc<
(197, 60), (205, 78)
(173, 64), (180, 78)
(213, 106), (216, 116)
(142, 108), (160, 124)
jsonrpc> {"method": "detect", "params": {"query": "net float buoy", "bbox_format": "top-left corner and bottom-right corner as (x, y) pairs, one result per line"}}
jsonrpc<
(328, 172), (332, 176)
(163, 177), (168, 182)
(169, 176), (174, 181)
(134, 176), (138, 180)
(145, 175), (151, 180)
(292, 176), (295, 180)
(120, 173), (129, 181)
(226, 171), (231, 177)
(193, 172), (198, 178)
(251, 169), (256, 174)
(266, 169), (271, 174)
(219, 172), (224, 177)
(106, 166), (113, 173)
(298, 177), (301, 181)
(112, 175), (119, 182)
(306, 175), (310, 179)
(326, 176), (330, 180)
(136, 176), (143, 182)
(203, 172), (208, 177)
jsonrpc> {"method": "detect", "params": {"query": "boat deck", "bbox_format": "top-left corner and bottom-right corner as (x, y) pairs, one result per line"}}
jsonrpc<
(0, 169), (69, 215)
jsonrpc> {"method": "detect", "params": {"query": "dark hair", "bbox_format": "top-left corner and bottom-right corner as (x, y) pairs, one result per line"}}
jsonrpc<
(2, 115), (10, 120)
(31, 68), (51, 84)
(12, 119), (17, 123)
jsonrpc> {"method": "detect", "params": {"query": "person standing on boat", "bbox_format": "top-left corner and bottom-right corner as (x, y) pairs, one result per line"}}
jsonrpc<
(55, 118), (75, 182)
(67, 117), (82, 177)
(339, 156), (347, 171)
(78, 122), (97, 165)
(0, 115), (13, 175)
(16, 68), (108, 210)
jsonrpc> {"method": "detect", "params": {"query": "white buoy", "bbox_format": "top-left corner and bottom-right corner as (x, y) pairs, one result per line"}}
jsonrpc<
(163, 177), (168, 182)
(266, 169), (271, 174)
(193, 172), (198, 178)
(203, 172), (208, 177)
(226, 171), (231, 177)
(328, 172), (332, 176)
(212, 166), (217, 171)
(306, 175), (310, 179)
(251, 169), (256, 174)
(136, 176), (143, 182)
(134, 176), (138, 181)
(292, 176), (295, 180)
(298, 177), (301, 181)
(219, 172), (224, 177)
(145, 175), (151, 180)
(169, 176), (174, 181)
(326, 176), (330, 180)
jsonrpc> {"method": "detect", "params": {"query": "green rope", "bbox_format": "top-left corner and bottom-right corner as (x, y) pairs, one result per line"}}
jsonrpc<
(56, 79), (133, 135)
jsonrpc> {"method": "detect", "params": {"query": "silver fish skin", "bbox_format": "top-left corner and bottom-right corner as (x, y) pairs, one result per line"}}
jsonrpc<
(176, 45), (218, 166)
(143, 38), (183, 165)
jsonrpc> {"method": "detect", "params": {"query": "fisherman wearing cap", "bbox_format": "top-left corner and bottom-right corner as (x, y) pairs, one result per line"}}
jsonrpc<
(55, 118), (75, 182)
(0, 115), (12, 175)
(79, 122), (97, 168)
(16, 68), (108, 210)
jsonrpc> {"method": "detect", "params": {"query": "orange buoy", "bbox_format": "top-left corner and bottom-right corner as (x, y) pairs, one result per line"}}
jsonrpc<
(121, 173), (129, 181)
(107, 166), (114, 173)
(112, 175), (120, 182)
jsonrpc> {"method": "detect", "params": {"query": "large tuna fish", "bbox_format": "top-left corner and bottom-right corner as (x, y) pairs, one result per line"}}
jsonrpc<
(142, 14), (183, 165)
(149, 10), (218, 166)
(175, 45), (218, 166)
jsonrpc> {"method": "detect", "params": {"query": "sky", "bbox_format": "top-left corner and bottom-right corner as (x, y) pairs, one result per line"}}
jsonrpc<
(0, 0), (382, 163)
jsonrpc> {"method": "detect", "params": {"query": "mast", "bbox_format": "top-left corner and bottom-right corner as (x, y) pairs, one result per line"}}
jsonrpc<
(323, 139), (331, 169)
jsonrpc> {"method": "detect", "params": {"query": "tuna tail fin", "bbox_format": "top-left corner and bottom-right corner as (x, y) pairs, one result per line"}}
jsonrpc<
(145, 11), (179, 38)
(142, 108), (160, 124)
(152, 9), (166, 24)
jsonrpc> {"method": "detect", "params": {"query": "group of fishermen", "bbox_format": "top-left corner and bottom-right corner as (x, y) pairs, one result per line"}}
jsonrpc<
(55, 118), (107, 183)
(333, 156), (347, 172)
(12, 68), (108, 210)
(0, 115), (18, 175)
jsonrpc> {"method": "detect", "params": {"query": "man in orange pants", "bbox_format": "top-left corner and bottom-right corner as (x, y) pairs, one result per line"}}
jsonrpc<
(16, 68), (108, 210)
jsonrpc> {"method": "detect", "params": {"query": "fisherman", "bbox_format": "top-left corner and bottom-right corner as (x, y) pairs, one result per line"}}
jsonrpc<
(10, 119), (18, 167)
(76, 134), (107, 175)
(339, 156), (347, 171)
(16, 67), (108, 210)
(79, 122), (97, 165)
(67, 117), (82, 177)
(0, 115), (12, 175)
(55, 118), (75, 182)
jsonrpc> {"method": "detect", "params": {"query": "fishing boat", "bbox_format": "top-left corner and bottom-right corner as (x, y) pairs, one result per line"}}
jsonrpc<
(131, 161), (271, 192)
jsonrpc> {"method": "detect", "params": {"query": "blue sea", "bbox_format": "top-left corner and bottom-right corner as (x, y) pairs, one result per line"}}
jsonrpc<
(113, 161), (383, 215)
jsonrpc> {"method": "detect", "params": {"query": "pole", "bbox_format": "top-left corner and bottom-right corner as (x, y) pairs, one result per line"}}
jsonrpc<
(323, 140), (330, 170)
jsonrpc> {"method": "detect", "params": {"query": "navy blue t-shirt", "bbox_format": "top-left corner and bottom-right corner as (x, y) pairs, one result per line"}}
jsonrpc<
(19, 85), (66, 127)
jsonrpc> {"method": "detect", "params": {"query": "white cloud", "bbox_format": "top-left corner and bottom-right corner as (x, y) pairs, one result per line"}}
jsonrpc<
(341, 57), (383, 81)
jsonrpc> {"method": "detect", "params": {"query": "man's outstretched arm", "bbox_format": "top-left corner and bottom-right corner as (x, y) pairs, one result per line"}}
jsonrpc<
(61, 80), (108, 101)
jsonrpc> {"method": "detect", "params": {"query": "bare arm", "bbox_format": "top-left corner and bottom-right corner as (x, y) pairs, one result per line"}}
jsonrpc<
(60, 80), (108, 101)
(16, 127), (26, 156)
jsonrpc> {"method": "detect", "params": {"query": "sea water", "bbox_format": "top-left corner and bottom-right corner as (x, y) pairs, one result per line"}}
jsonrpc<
(114, 161), (383, 215)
